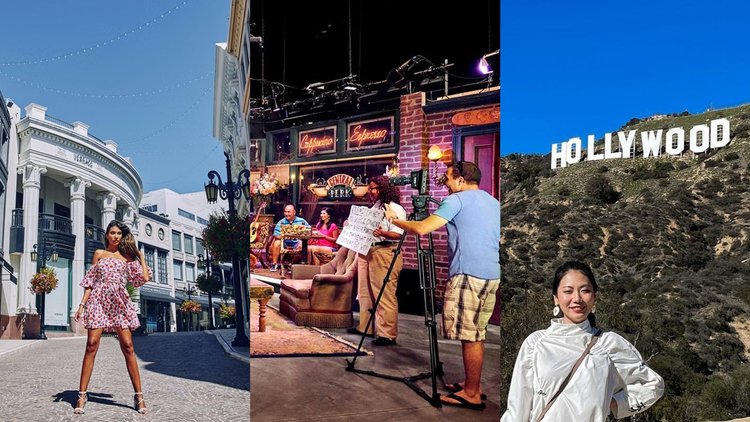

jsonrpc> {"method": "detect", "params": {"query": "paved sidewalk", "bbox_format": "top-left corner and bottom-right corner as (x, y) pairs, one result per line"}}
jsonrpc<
(210, 328), (250, 364)
(0, 331), (249, 421)
(0, 339), (42, 358)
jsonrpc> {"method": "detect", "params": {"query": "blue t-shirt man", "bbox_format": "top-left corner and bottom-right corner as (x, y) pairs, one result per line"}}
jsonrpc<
(434, 189), (500, 280)
(274, 215), (310, 248)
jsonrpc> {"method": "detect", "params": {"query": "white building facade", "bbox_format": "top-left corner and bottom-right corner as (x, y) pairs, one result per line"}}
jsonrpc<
(136, 208), (178, 333)
(1, 103), (144, 338)
(213, 41), (251, 216)
(140, 189), (228, 331)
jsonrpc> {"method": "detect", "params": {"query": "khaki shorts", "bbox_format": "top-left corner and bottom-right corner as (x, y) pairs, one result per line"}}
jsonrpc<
(442, 274), (500, 342)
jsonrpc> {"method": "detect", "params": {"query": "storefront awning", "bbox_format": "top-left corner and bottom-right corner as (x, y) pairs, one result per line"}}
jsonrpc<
(175, 293), (224, 308)
(139, 287), (181, 304)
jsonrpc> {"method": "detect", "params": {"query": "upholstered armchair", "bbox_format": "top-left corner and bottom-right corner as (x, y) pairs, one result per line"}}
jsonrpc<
(279, 247), (358, 328)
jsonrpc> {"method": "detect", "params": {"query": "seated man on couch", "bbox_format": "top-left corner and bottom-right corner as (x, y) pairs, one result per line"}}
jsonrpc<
(269, 204), (310, 272)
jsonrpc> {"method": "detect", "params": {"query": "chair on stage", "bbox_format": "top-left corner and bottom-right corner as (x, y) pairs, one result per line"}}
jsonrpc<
(279, 247), (358, 328)
(249, 214), (275, 269)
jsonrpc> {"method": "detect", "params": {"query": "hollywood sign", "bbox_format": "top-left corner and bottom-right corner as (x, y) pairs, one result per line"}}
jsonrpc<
(551, 118), (730, 169)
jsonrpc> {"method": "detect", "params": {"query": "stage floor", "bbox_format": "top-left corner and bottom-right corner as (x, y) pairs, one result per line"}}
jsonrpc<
(250, 295), (502, 421)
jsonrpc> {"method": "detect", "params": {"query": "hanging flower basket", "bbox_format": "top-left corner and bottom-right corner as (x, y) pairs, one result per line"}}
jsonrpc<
(29, 267), (58, 295)
(202, 212), (251, 262)
(180, 299), (201, 314)
(219, 303), (236, 321)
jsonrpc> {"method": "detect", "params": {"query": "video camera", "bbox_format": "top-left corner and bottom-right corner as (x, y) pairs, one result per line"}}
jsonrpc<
(388, 169), (440, 221)
(388, 169), (429, 195)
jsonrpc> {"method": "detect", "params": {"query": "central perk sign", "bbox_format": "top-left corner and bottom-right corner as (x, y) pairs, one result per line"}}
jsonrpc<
(298, 126), (336, 157)
(308, 173), (369, 200)
(327, 174), (356, 200)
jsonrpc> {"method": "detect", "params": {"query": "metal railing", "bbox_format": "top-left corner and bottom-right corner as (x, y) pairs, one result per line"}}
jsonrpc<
(11, 209), (23, 227)
(44, 114), (105, 144)
(38, 213), (72, 234)
(85, 224), (105, 242)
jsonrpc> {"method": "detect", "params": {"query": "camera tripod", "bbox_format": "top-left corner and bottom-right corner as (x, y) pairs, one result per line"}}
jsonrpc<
(345, 195), (444, 407)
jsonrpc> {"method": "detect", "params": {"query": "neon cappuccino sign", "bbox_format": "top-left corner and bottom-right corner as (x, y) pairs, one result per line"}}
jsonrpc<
(551, 118), (730, 169)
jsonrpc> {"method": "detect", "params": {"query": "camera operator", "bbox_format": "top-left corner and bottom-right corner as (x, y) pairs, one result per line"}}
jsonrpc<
(386, 160), (500, 410)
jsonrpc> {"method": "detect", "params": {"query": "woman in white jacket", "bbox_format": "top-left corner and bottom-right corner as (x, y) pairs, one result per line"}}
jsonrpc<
(502, 261), (664, 421)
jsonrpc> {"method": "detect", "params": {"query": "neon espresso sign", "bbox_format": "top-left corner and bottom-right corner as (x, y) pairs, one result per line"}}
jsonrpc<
(550, 118), (730, 169)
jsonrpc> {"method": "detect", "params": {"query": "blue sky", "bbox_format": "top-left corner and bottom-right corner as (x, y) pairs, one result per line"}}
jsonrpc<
(501, 0), (750, 155)
(1, 0), (229, 193)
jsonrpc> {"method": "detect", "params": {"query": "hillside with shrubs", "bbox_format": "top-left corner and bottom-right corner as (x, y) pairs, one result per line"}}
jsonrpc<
(500, 105), (750, 421)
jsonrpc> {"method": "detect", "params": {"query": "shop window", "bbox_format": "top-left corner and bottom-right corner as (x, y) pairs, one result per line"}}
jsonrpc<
(296, 159), (390, 226)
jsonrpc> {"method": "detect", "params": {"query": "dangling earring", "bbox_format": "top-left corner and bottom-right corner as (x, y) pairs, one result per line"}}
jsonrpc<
(591, 305), (596, 314)
(552, 305), (561, 317)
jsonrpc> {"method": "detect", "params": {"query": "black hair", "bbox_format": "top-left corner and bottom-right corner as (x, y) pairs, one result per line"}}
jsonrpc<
(451, 160), (482, 184)
(370, 175), (401, 205)
(552, 260), (599, 327)
(316, 207), (335, 231)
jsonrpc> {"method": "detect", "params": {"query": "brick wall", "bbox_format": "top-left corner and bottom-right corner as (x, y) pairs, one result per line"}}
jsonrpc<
(397, 92), (500, 303)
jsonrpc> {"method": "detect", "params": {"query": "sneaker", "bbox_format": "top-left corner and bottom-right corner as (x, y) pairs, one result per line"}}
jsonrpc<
(270, 264), (279, 272)
(372, 337), (397, 346)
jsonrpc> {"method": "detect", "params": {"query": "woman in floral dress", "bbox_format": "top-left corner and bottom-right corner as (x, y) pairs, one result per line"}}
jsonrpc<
(72, 220), (152, 414)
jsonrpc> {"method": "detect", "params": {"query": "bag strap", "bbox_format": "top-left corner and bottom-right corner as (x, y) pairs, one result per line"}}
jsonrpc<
(535, 328), (602, 422)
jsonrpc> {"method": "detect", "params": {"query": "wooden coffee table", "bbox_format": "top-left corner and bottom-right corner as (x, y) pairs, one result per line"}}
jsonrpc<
(250, 277), (275, 332)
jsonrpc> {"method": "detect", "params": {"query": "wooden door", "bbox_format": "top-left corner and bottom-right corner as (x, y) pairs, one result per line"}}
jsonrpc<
(463, 132), (500, 198)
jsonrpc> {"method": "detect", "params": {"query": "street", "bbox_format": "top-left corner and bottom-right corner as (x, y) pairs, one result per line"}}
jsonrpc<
(0, 331), (249, 421)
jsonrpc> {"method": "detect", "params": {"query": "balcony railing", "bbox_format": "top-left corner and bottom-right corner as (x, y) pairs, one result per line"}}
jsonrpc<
(38, 213), (72, 234)
(85, 224), (105, 242)
(11, 209), (23, 227)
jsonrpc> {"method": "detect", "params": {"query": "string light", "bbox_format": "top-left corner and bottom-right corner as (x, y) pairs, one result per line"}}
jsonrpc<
(0, 68), (212, 99)
(0, 1), (191, 67)
(119, 86), (212, 146)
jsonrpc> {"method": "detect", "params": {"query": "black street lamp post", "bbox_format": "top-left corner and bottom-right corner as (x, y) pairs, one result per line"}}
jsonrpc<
(30, 240), (59, 340)
(197, 252), (217, 330)
(184, 283), (197, 331)
(204, 152), (251, 347)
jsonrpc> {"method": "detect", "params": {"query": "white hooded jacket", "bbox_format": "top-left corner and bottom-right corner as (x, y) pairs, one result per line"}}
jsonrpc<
(502, 319), (664, 421)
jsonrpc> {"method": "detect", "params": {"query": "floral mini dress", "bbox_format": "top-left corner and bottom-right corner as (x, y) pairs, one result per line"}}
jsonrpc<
(80, 257), (152, 332)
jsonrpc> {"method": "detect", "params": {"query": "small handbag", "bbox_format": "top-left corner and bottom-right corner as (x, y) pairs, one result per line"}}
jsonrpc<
(535, 328), (603, 422)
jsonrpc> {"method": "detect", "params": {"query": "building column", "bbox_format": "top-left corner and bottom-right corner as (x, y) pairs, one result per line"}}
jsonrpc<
(120, 206), (135, 228)
(100, 192), (118, 228)
(67, 178), (90, 330)
(17, 164), (46, 314)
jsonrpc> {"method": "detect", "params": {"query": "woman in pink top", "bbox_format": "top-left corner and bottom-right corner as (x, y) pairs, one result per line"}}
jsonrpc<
(308, 207), (340, 264)
(72, 220), (152, 415)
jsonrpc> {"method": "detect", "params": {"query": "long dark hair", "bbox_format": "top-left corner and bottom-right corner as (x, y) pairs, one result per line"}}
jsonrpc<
(370, 175), (401, 206)
(552, 260), (599, 327)
(104, 220), (140, 260)
(316, 207), (335, 231)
